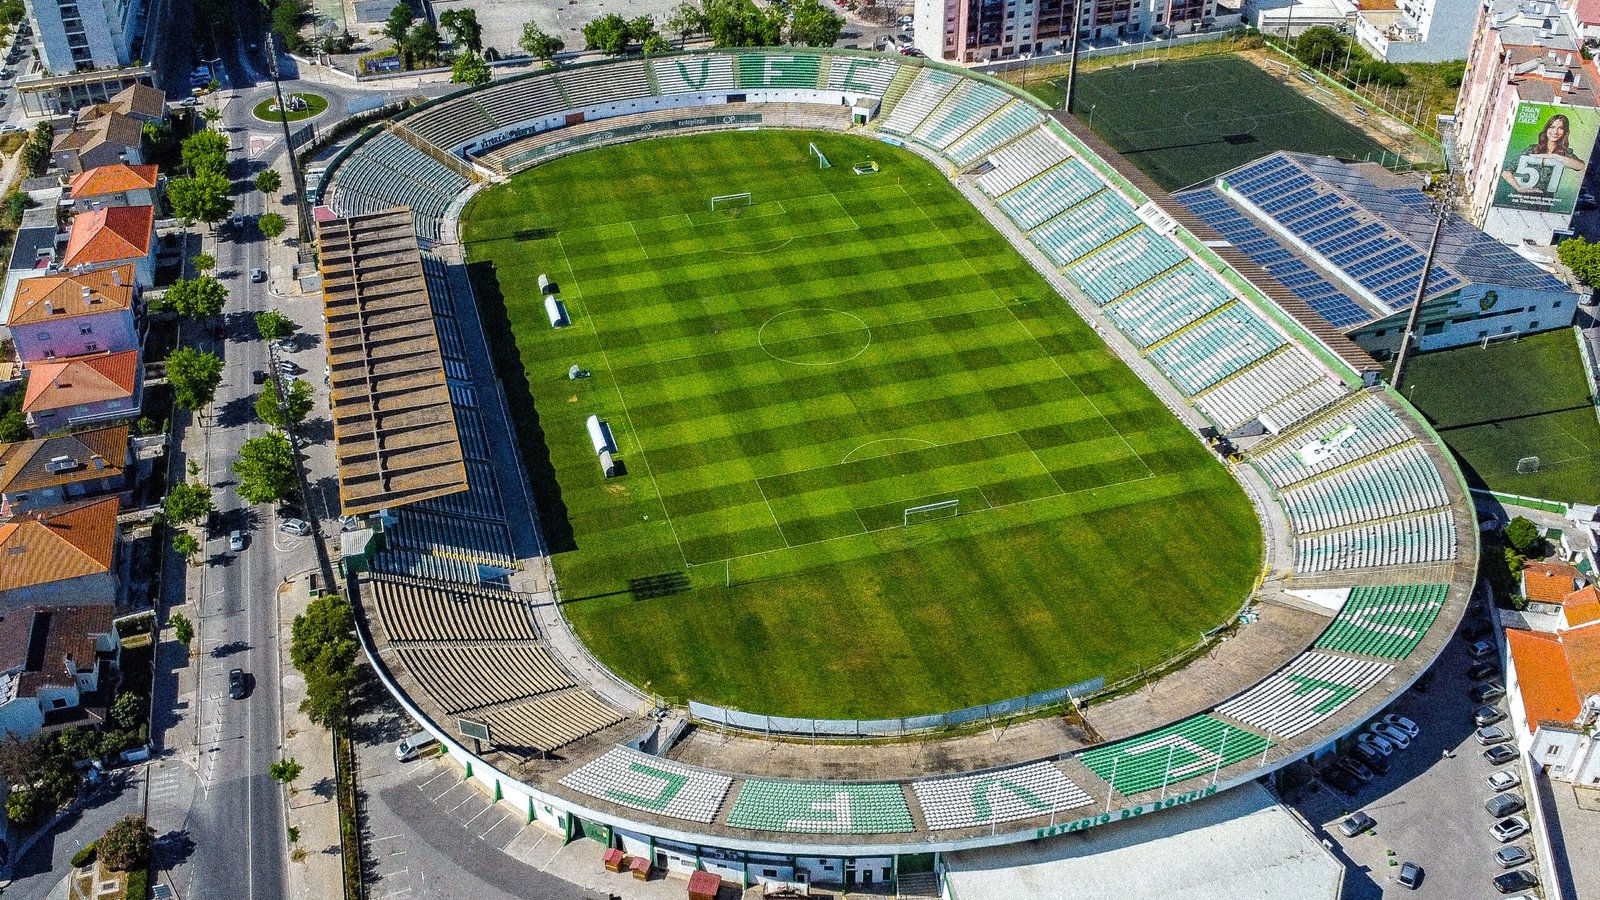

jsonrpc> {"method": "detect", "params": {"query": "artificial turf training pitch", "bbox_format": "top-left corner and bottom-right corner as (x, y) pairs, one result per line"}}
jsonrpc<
(463, 130), (1261, 719)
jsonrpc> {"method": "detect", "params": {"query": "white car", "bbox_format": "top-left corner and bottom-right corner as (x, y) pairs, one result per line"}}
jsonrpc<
(1380, 714), (1419, 738)
(1371, 722), (1412, 749)
(1491, 815), (1529, 842)
(1357, 732), (1395, 756)
(1488, 770), (1522, 792)
(277, 517), (312, 537)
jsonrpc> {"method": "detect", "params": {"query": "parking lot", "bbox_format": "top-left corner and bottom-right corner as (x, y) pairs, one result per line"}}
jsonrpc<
(1287, 606), (1538, 898)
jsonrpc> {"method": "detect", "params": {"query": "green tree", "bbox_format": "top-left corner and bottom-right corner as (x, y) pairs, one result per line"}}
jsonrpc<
(1504, 516), (1542, 555)
(233, 432), (297, 504)
(269, 757), (304, 786)
(171, 612), (194, 645)
(642, 32), (670, 55)
(22, 122), (53, 176)
(787, 0), (843, 47)
(1293, 25), (1348, 68)
(255, 168), (282, 196)
(6, 190), (33, 224)
(256, 378), (313, 427)
(666, 0), (707, 44)
(451, 51), (492, 85)
(438, 8), (482, 51)
(98, 816), (155, 872)
(291, 594), (359, 731)
(518, 23), (564, 67)
(382, 2), (415, 43)
(254, 309), (295, 341)
(201, 105), (222, 127)
(705, 0), (784, 47)
(583, 13), (631, 54)
(1558, 236), (1600, 286)
(163, 480), (214, 525)
(0, 410), (28, 442)
(181, 128), (230, 177)
(5, 789), (37, 825)
(401, 22), (441, 66)
(172, 531), (201, 559)
(167, 170), (234, 227)
(192, 252), (216, 272)
(166, 275), (228, 319)
(110, 693), (146, 731)
(167, 346), (224, 410)
(257, 212), (287, 240)
(271, 0), (307, 52)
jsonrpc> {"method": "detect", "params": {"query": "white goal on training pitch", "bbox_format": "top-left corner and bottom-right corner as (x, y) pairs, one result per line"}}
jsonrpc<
(710, 192), (752, 211)
(904, 499), (959, 527)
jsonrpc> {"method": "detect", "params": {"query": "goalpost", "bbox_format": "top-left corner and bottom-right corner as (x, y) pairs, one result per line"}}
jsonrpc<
(809, 142), (831, 169)
(710, 192), (752, 212)
(904, 499), (959, 527)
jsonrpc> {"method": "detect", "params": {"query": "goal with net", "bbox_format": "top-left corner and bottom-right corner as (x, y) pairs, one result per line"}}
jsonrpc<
(710, 192), (752, 212)
(1516, 456), (1541, 474)
(904, 499), (959, 527)
(809, 142), (831, 169)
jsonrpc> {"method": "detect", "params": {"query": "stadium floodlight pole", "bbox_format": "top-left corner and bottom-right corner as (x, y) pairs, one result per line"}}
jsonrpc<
(267, 33), (315, 248)
(1390, 180), (1449, 395)
(1064, 0), (1084, 114)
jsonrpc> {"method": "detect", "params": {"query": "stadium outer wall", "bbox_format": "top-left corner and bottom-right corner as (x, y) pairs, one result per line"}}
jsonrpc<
(325, 47), (1481, 886)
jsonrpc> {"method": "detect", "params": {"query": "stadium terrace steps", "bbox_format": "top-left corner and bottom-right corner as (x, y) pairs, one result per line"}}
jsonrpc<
(977, 129), (1072, 197)
(726, 779), (915, 834)
(914, 81), (1011, 150)
(476, 78), (565, 132)
(1068, 227), (1190, 307)
(402, 99), (499, 155)
(396, 644), (578, 714)
(368, 575), (540, 643)
(912, 762), (1092, 831)
(946, 101), (1045, 168)
(653, 55), (736, 94)
(1145, 303), (1288, 396)
(1102, 262), (1231, 349)
(1293, 509), (1457, 574)
(1214, 651), (1392, 740)
(476, 687), (624, 753)
(1030, 191), (1141, 266)
(825, 55), (899, 95)
(1279, 444), (1450, 534)
(1252, 394), (1418, 489)
(880, 67), (960, 135)
(561, 747), (733, 824)
(1256, 377), (1350, 435)
(995, 158), (1104, 230)
(557, 60), (652, 108)
(1193, 347), (1331, 433)
(872, 64), (919, 121)
(1075, 714), (1273, 798)
(1314, 583), (1448, 659)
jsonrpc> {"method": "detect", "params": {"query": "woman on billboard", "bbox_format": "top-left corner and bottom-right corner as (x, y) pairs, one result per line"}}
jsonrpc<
(1500, 113), (1586, 203)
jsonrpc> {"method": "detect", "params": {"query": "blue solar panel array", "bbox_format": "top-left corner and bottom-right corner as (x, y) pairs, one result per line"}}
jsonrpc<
(1176, 189), (1375, 328)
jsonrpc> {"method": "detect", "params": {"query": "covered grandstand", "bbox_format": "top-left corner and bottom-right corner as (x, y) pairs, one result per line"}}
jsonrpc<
(316, 49), (1478, 890)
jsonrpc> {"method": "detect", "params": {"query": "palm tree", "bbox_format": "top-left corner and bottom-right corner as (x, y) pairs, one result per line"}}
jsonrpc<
(201, 106), (222, 128)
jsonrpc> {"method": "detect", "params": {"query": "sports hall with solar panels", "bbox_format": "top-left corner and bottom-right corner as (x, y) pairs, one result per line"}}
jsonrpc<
(1176, 152), (1580, 359)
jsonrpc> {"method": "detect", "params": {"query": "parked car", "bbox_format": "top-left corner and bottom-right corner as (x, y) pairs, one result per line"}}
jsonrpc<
(897, 13), (914, 25)
(1322, 768), (1361, 796)
(1485, 744), (1519, 765)
(250, 267), (266, 283)
(1579, 190), (1598, 209)
(1469, 639), (1497, 658)
(1468, 661), (1502, 681)
(1471, 682), (1507, 703)
(228, 668), (246, 699)
(278, 517), (312, 537)
(1495, 845), (1531, 868)
(231, 213), (246, 230)
(1487, 770), (1522, 792)
(1477, 725), (1512, 745)
(228, 529), (245, 552)
(1493, 869), (1538, 893)
(1380, 714), (1419, 737)
(1338, 810), (1375, 837)
(251, 370), (268, 385)
(1397, 861), (1422, 890)
(1357, 732), (1395, 756)
(1352, 741), (1391, 773)
(1338, 757), (1375, 782)
(1475, 704), (1505, 725)
(1491, 815), (1530, 842)
(1486, 793), (1525, 817)
(1372, 722), (1412, 749)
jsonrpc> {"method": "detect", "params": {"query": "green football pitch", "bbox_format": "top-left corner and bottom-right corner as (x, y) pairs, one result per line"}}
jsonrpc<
(1402, 329), (1600, 504)
(1074, 55), (1392, 190)
(462, 130), (1261, 718)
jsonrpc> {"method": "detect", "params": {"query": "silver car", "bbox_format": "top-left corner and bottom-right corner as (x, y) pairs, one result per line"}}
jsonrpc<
(1491, 815), (1530, 842)
(1487, 770), (1521, 792)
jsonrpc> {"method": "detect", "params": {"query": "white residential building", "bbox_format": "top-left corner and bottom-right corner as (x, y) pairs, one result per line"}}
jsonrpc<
(24, 0), (142, 74)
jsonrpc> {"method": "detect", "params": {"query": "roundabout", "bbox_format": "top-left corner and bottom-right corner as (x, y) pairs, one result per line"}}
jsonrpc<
(253, 91), (327, 122)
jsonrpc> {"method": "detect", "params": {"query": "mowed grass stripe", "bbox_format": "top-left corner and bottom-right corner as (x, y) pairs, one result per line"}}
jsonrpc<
(464, 130), (1261, 717)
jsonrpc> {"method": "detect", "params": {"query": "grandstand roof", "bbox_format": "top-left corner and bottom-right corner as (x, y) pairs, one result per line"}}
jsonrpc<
(1176, 152), (1571, 332)
(941, 781), (1342, 900)
(317, 207), (469, 516)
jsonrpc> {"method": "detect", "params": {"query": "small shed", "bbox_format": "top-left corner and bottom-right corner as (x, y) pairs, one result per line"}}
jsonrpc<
(599, 449), (618, 478)
(629, 855), (652, 880)
(603, 848), (626, 873)
(586, 415), (617, 455)
(687, 869), (721, 899)
(545, 295), (569, 328)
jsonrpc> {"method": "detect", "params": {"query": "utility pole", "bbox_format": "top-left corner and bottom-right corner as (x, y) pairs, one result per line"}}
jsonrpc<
(268, 33), (315, 248)
(1391, 174), (1451, 393)
(1064, 0), (1084, 114)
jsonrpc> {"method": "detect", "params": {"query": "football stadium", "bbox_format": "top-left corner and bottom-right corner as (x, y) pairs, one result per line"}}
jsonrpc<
(316, 49), (1477, 889)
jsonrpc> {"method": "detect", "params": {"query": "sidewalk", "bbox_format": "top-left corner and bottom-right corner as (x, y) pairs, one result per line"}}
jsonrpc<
(275, 576), (343, 900)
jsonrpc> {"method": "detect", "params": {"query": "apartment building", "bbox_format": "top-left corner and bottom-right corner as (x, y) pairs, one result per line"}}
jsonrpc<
(913, 0), (1223, 63)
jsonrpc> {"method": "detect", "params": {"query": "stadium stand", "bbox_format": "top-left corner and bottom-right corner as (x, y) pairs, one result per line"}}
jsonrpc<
(1279, 444), (1449, 534)
(737, 54), (823, 89)
(976, 128), (1072, 196)
(727, 780), (915, 834)
(913, 762), (1092, 830)
(1146, 304), (1288, 395)
(1101, 263), (1231, 346)
(653, 55), (736, 94)
(1314, 583), (1449, 659)
(478, 689), (624, 753)
(1193, 349), (1338, 434)
(880, 67), (961, 135)
(557, 60), (652, 108)
(561, 747), (733, 824)
(401, 100), (499, 157)
(328, 132), (469, 242)
(396, 645), (577, 713)
(1064, 226), (1189, 305)
(994, 158), (1105, 230)
(367, 575), (539, 644)
(1293, 509), (1456, 573)
(477, 78), (565, 132)
(825, 55), (899, 94)
(1252, 394), (1418, 489)
(913, 82), (1012, 149)
(1253, 377), (1350, 436)
(946, 101), (1044, 167)
(1215, 651), (1392, 739)
(1030, 191), (1141, 266)
(1076, 715), (1273, 796)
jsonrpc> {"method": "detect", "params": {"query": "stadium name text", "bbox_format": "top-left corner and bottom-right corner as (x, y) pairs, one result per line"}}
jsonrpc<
(1033, 785), (1218, 839)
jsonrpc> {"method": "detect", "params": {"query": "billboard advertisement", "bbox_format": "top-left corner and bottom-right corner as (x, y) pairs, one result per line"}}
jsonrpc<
(1493, 101), (1600, 216)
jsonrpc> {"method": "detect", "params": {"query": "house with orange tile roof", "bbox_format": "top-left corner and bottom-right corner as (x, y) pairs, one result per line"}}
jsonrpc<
(20, 349), (141, 436)
(1521, 560), (1586, 605)
(67, 164), (160, 213)
(1504, 622), (1600, 785)
(0, 496), (119, 608)
(49, 111), (144, 175)
(0, 424), (129, 516)
(62, 205), (155, 287)
(7, 264), (138, 363)
(0, 603), (119, 739)
(75, 84), (167, 128)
